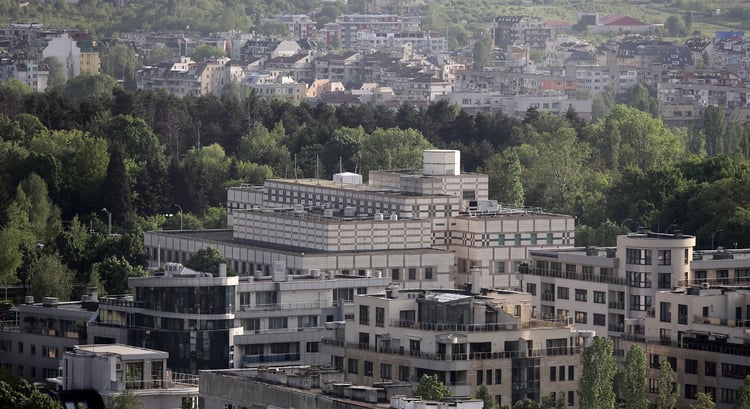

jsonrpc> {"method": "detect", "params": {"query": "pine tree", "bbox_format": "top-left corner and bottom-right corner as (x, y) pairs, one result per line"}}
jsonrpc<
(103, 143), (133, 226)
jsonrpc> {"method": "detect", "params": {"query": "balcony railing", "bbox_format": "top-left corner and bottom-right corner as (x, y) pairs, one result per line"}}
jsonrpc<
(240, 300), (328, 312)
(391, 318), (570, 333)
(527, 268), (626, 285)
(541, 293), (555, 302)
(241, 353), (301, 364)
(676, 277), (750, 287)
(123, 372), (198, 391)
(321, 339), (583, 361)
(693, 315), (750, 328)
(608, 302), (625, 310)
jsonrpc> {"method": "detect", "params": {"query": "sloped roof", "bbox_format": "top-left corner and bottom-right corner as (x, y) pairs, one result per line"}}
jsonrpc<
(600, 15), (648, 26)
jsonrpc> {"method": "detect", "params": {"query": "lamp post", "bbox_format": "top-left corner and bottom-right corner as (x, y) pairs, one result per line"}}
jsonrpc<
(174, 204), (183, 231)
(621, 218), (633, 232)
(101, 208), (112, 236)
(711, 229), (723, 250)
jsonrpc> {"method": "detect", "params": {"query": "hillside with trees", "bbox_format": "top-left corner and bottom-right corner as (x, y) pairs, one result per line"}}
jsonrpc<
(1, 77), (750, 302)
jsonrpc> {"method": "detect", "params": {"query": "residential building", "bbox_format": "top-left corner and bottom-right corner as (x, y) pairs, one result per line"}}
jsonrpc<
(492, 16), (551, 49)
(90, 263), (243, 374)
(42, 34), (82, 80)
(0, 291), (99, 383)
(244, 73), (308, 101)
(270, 15), (316, 39)
(313, 51), (363, 85)
(61, 344), (199, 409)
(0, 53), (49, 91)
(137, 57), (244, 97)
(577, 14), (654, 35)
(322, 287), (593, 407)
(335, 14), (402, 49)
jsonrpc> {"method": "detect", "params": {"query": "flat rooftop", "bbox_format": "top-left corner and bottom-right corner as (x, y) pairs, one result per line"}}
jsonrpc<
(74, 344), (168, 359)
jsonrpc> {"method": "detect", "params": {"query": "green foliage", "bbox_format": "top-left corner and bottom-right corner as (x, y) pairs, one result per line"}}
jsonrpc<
(28, 253), (75, 301)
(475, 385), (498, 409)
(736, 375), (750, 409)
(189, 45), (227, 62)
(360, 128), (434, 176)
(415, 374), (452, 401)
(484, 149), (524, 206)
(620, 345), (648, 409)
(579, 337), (616, 409)
(62, 73), (118, 103)
(44, 57), (66, 89)
(691, 392), (715, 409)
(473, 35), (494, 70)
(665, 15), (686, 36)
(108, 389), (144, 409)
(184, 247), (230, 276)
(94, 255), (147, 295)
(656, 360), (679, 409)
(0, 377), (61, 409)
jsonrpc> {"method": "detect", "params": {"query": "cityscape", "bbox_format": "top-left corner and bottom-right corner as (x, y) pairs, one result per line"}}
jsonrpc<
(1, 0), (750, 409)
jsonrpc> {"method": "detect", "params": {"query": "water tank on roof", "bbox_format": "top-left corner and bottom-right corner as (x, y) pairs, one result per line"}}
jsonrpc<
(333, 172), (363, 185)
(423, 149), (460, 176)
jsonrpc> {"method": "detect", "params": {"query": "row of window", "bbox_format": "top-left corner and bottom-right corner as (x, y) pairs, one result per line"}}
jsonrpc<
(497, 233), (555, 246)
(625, 248), (690, 266)
(391, 267), (435, 281)
(0, 340), (58, 358)
(347, 358), (409, 381)
(549, 365), (575, 382)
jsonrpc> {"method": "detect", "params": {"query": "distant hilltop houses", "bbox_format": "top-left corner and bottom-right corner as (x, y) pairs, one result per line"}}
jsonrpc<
(2, 11), (750, 124)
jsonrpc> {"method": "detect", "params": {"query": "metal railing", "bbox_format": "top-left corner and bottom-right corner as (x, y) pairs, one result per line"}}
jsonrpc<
(240, 300), (329, 312)
(526, 268), (626, 285)
(241, 353), (301, 364)
(608, 302), (625, 310)
(389, 318), (569, 332)
(676, 277), (750, 287)
(693, 315), (750, 328)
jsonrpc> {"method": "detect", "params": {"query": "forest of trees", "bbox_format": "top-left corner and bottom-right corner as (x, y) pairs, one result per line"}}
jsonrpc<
(1, 76), (750, 302)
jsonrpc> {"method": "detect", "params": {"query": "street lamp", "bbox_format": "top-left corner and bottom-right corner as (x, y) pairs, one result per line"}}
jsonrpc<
(711, 229), (723, 250)
(621, 218), (633, 232)
(101, 208), (112, 236)
(174, 204), (183, 231)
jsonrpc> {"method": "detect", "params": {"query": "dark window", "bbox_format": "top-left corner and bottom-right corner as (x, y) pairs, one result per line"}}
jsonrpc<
(575, 311), (587, 324)
(425, 267), (433, 280)
(359, 305), (369, 325)
(550, 366), (556, 381)
(399, 366), (409, 381)
(686, 359), (697, 374)
(685, 384), (697, 400)
(575, 289), (587, 302)
(568, 391), (574, 406)
(593, 313), (605, 326)
(408, 268), (417, 280)
(391, 268), (400, 280)
(568, 365), (574, 380)
(477, 370), (484, 385)
(364, 360), (373, 376)
(593, 291), (606, 304)
(705, 361), (716, 376)
(347, 359), (358, 374)
(660, 302), (672, 322)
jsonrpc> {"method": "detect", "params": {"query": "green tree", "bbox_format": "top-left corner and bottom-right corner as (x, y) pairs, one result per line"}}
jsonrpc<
(237, 122), (290, 177)
(736, 375), (750, 409)
(618, 84), (659, 118)
(184, 247), (229, 276)
(473, 35), (494, 70)
(484, 150), (524, 206)
(257, 20), (289, 37)
(360, 128), (434, 176)
(188, 45), (227, 61)
(14, 173), (62, 244)
(703, 105), (727, 156)
(145, 46), (175, 66)
(656, 360), (679, 409)
(540, 393), (566, 409)
(62, 73), (118, 103)
(414, 374), (451, 401)
(665, 15), (686, 36)
(579, 337), (616, 409)
(475, 385), (498, 409)
(0, 377), (61, 409)
(108, 389), (144, 409)
(43, 56), (66, 89)
(100, 43), (138, 89)
(28, 253), (75, 301)
(620, 345), (648, 409)
(691, 392), (715, 409)
(531, 126), (590, 211)
(94, 255), (147, 295)
(684, 11), (693, 32)
(103, 143), (133, 226)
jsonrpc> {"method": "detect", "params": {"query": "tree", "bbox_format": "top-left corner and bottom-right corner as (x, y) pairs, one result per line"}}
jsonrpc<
(184, 247), (229, 276)
(691, 392), (715, 409)
(684, 11), (693, 32)
(28, 253), (75, 301)
(103, 143), (133, 226)
(736, 375), (750, 409)
(188, 45), (227, 62)
(540, 393), (566, 409)
(414, 374), (451, 401)
(94, 255), (147, 295)
(108, 389), (144, 409)
(100, 44), (138, 89)
(473, 35), (494, 70)
(145, 46), (175, 66)
(703, 105), (727, 156)
(0, 377), (61, 409)
(43, 56), (66, 88)
(665, 15), (686, 36)
(359, 128), (433, 176)
(656, 360), (679, 409)
(62, 73), (118, 103)
(620, 345), (648, 409)
(531, 126), (590, 211)
(484, 150), (524, 206)
(579, 337), (616, 409)
(475, 385), (498, 409)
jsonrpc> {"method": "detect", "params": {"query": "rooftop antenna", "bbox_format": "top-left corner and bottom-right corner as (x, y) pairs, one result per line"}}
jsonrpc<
(316, 154), (320, 185)
(294, 154), (298, 180)
(339, 156), (343, 188)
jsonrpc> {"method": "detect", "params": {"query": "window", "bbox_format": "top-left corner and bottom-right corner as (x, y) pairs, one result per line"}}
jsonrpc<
(17, 342), (22, 354)
(575, 311), (587, 324)
(626, 248), (652, 265)
(527, 283), (536, 296)
(704, 386), (716, 402)
(686, 359), (697, 374)
(557, 287), (569, 299)
(0, 340), (10, 352)
(410, 339), (420, 352)
(568, 391), (574, 406)
(256, 291), (278, 305)
(477, 370), (484, 385)
(375, 307), (385, 327)
(497, 262), (505, 274)
(498, 235), (505, 246)
(31, 344), (36, 355)
(359, 305), (370, 325)
(593, 313), (606, 326)
(408, 268), (417, 280)
(658, 250), (672, 265)
(627, 271), (652, 288)
(298, 316), (318, 328)
(649, 378), (658, 393)
(568, 365), (574, 381)
(685, 384), (697, 400)
(391, 268), (400, 280)
(348, 359), (358, 374)
(495, 369), (501, 384)
(306, 342), (319, 353)
(530, 233), (537, 245)
(695, 270), (707, 283)
(550, 367), (556, 381)
(42, 346), (58, 359)
(684, 248), (689, 264)
(380, 363), (392, 379)
(658, 273), (671, 289)
(514, 234), (521, 245)
(593, 291), (605, 304)
(546, 233), (553, 244)
(425, 267), (434, 280)
(399, 366), (410, 381)
(575, 289), (587, 302)
(243, 319), (260, 331)
(678, 304), (688, 325)
(660, 302), (672, 323)
(268, 317), (287, 329)
(650, 354), (660, 369)
(364, 360), (373, 376)
(722, 388), (737, 403)
(487, 369), (493, 385)
(667, 357), (677, 371)
(705, 361), (716, 377)
(559, 366), (565, 381)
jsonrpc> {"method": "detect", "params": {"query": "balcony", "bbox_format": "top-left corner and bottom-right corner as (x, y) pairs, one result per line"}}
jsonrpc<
(389, 318), (569, 333)
(241, 353), (302, 364)
(608, 302), (625, 310)
(676, 277), (750, 287)
(693, 315), (750, 328)
(527, 267), (625, 285)
(541, 293), (555, 302)
(240, 300), (328, 312)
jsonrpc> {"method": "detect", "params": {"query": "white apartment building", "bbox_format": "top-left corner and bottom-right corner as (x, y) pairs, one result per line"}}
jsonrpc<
(322, 287), (593, 407)
(62, 344), (198, 409)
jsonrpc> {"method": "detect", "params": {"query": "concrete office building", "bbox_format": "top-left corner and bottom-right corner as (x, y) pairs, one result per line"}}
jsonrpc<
(61, 344), (198, 409)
